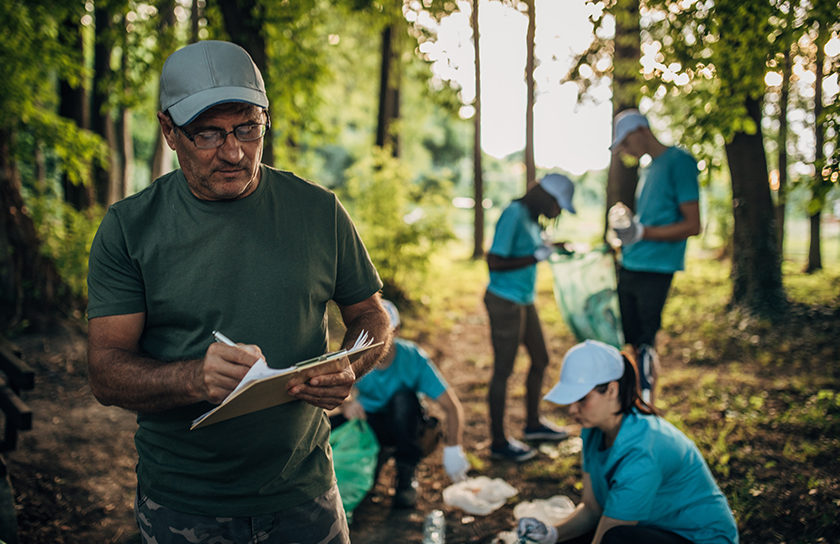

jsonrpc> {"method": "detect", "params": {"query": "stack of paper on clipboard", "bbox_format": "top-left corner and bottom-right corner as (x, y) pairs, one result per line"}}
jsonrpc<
(191, 331), (381, 430)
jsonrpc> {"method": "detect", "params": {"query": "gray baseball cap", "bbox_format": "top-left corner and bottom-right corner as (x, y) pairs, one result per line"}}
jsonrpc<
(160, 40), (268, 126)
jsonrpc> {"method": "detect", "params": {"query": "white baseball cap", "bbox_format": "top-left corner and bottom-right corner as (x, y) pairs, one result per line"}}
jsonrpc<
(610, 109), (649, 150)
(160, 40), (269, 126)
(381, 299), (401, 330)
(544, 340), (624, 405)
(539, 173), (576, 214)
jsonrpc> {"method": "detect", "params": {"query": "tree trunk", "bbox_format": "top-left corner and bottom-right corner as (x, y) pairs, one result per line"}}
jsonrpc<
(218, 0), (274, 166)
(117, 107), (134, 198)
(150, 0), (177, 182)
(191, 0), (201, 43)
(92, 4), (119, 206)
(774, 17), (793, 258)
(376, 25), (401, 157)
(524, 0), (536, 190)
(58, 11), (93, 210)
(726, 96), (786, 316)
(605, 0), (641, 236)
(0, 128), (74, 332)
(805, 21), (826, 273)
(471, 0), (484, 259)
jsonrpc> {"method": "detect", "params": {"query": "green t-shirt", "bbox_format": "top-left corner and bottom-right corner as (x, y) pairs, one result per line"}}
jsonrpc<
(87, 166), (382, 515)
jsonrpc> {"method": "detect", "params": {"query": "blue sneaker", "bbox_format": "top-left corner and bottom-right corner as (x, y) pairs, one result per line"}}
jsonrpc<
(490, 438), (536, 462)
(523, 420), (569, 441)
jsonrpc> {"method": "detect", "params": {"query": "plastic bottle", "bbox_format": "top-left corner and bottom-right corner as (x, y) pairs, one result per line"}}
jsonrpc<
(422, 509), (446, 544)
(606, 202), (633, 249)
(608, 202), (633, 230)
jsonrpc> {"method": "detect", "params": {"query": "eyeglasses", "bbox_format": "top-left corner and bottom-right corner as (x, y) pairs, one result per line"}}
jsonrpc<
(178, 117), (270, 149)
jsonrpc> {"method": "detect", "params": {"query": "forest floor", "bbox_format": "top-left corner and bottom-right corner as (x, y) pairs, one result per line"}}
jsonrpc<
(5, 256), (840, 543)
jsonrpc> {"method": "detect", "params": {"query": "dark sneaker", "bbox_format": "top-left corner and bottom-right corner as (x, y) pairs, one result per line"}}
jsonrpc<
(393, 481), (418, 508)
(490, 438), (536, 462)
(393, 463), (418, 509)
(523, 421), (569, 441)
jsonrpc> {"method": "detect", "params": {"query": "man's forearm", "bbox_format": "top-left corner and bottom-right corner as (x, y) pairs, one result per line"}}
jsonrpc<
(345, 320), (391, 380)
(88, 348), (204, 413)
(340, 297), (392, 380)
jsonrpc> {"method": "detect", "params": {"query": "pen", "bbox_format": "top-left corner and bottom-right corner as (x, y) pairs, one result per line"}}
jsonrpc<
(212, 330), (236, 346)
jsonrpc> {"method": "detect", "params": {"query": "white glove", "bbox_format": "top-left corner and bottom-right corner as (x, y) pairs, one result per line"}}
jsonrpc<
(614, 217), (644, 247)
(533, 245), (553, 262)
(442, 445), (470, 482)
(516, 517), (558, 544)
(340, 399), (366, 420)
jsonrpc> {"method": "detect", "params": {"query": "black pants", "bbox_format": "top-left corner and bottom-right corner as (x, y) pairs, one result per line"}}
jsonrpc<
(330, 389), (436, 470)
(617, 267), (674, 348)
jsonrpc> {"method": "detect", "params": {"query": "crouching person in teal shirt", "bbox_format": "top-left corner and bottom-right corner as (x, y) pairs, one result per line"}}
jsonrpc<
(517, 340), (738, 544)
(330, 300), (470, 509)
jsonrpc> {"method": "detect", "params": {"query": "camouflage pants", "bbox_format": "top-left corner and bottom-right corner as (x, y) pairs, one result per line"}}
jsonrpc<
(134, 484), (350, 544)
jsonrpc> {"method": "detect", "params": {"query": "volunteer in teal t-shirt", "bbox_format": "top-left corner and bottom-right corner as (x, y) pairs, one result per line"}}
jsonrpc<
(608, 109), (702, 406)
(484, 173), (577, 463)
(86, 41), (390, 544)
(331, 300), (470, 508)
(515, 340), (738, 544)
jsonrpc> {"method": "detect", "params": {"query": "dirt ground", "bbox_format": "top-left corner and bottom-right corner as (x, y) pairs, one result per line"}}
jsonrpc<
(6, 296), (584, 544)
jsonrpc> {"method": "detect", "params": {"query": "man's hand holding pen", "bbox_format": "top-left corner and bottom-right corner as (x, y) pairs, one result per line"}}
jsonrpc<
(200, 335), (263, 404)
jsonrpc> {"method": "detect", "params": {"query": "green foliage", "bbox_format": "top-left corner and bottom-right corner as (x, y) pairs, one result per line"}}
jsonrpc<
(0, 1), (82, 130)
(25, 195), (102, 299)
(338, 147), (454, 303)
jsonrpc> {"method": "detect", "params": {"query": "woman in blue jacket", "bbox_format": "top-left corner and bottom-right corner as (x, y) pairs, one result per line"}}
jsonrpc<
(517, 340), (738, 544)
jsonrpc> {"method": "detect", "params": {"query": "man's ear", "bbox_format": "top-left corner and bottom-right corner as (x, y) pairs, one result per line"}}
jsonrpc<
(157, 111), (178, 151)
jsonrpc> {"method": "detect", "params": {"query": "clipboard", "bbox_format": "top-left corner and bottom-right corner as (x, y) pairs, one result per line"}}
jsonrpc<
(191, 338), (383, 431)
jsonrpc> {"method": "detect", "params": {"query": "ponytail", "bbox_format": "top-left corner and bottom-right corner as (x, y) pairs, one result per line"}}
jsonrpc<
(616, 351), (657, 416)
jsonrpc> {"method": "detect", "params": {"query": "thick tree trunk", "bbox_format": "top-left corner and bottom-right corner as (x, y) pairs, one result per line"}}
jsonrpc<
(725, 96), (786, 316)
(218, 0), (274, 166)
(606, 0), (641, 235)
(524, 0), (536, 190)
(0, 128), (74, 332)
(471, 0), (484, 259)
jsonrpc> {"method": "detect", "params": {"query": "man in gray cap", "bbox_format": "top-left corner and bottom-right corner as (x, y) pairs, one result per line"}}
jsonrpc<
(86, 40), (390, 543)
(483, 173), (575, 462)
(609, 108), (701, 405)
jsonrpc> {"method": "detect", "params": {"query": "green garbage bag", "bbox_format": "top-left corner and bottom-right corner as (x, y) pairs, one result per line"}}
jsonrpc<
(548, 245), (624, 348)
(330, 419), (380, 523)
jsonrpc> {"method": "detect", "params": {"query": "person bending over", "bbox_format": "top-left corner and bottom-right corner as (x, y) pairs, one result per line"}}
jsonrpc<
(484, 173), (576, 462)
(331, 300), (470, 508)
(517, 340), (737, 544)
